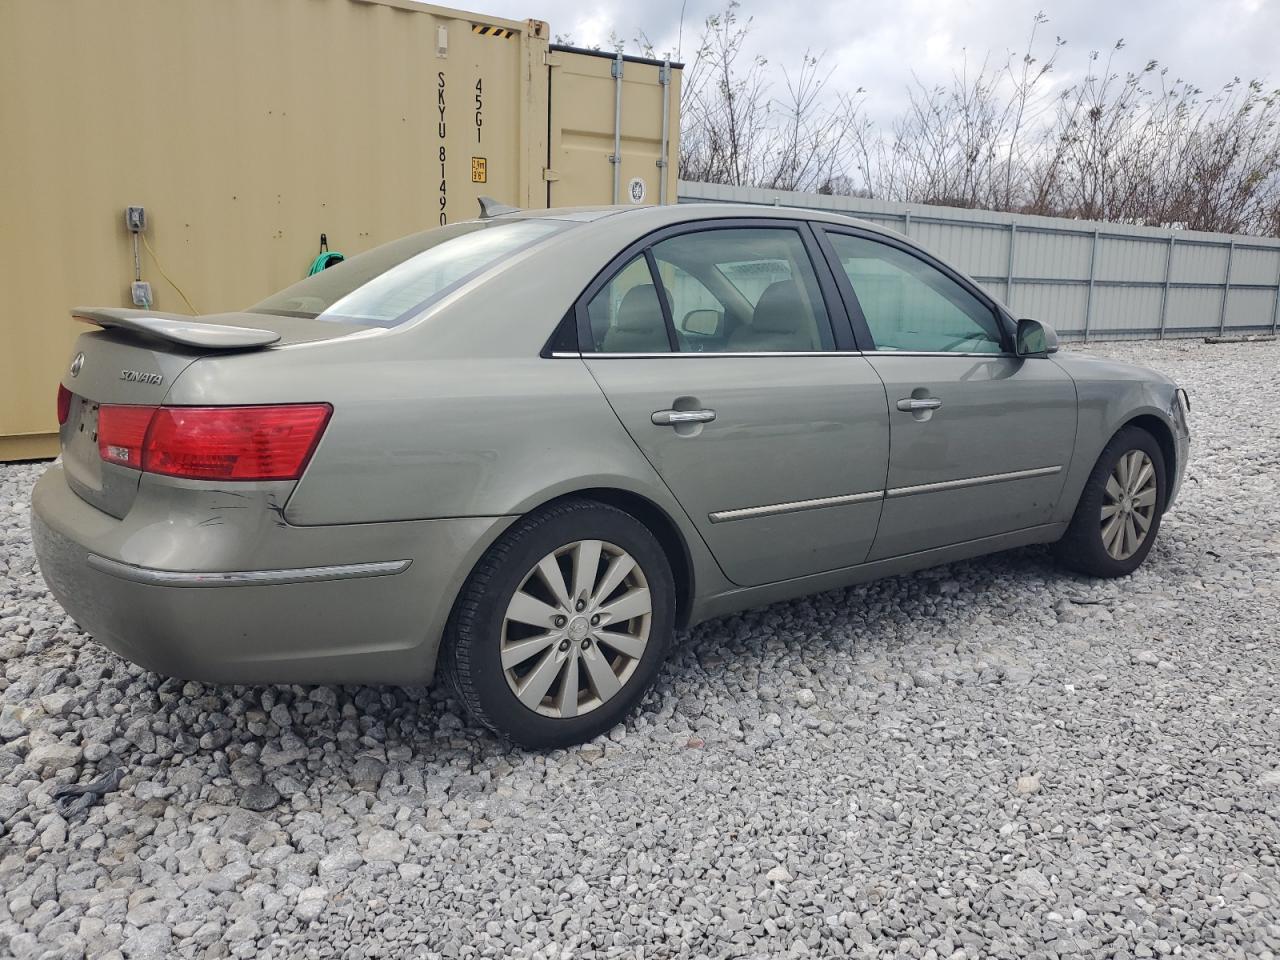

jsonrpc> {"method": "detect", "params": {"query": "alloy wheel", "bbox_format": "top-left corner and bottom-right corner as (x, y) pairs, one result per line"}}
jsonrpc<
(1101, 449), (1158, 561)
(500, 540), (651, 719)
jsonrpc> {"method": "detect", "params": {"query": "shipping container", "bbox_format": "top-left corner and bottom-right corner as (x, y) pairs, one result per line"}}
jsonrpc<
(0, 0), (682, 459)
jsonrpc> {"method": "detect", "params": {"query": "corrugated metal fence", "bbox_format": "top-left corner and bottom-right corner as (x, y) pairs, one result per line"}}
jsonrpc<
(679, 181), (1280, 340)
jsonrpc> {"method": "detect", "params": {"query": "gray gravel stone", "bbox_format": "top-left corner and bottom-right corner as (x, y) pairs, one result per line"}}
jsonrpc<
(239, 783), (280, 812)
(350, 755), (386, 790)
(121, 923), (172, 959)
(1, 339), (1279, 959)
(123, 717), (155, 753)
(1016, 773), (1042, 795)
(27, 741), (81, 773)
(362, 829), (407, 863)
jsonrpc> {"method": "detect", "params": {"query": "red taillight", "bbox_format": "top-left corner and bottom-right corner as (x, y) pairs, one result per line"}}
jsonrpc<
(143, 404), (332, 480)
(57, 384), (72, 425)
(95, 403), (331, 480)
(98, 405), (156, 469)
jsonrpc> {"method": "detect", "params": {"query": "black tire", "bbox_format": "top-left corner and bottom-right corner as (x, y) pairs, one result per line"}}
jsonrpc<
(1053, 425), (1167, 578)
(442, 498), (675, 749)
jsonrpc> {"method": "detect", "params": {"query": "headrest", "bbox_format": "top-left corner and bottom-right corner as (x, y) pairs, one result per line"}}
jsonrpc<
(751, 279), (804, 334)
(616, 284), (663, 331)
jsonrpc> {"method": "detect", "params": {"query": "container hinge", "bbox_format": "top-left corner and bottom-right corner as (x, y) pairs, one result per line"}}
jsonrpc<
(544, 51), (562, 67)
(542, 168), (562, 182)
(655, 158), (668, 169)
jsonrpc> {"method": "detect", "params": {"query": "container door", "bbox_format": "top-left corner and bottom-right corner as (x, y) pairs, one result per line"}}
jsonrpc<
(547, 49), (673, 207)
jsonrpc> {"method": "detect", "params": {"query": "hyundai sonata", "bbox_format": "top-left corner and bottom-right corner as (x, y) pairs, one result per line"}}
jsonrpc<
(32, 202), (1190, 747)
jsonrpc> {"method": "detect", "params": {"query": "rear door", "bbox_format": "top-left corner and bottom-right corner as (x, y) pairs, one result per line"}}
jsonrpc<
(580, 220), (889, 587)
(818, 227), (1077, 561)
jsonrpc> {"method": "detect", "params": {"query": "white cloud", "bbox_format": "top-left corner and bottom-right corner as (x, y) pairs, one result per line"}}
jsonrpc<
(477, 0), (1277, 126)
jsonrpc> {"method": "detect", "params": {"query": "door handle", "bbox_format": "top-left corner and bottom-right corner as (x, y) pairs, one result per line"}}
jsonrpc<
(897, 398), (942, 412)
(652, 408), (717, 426)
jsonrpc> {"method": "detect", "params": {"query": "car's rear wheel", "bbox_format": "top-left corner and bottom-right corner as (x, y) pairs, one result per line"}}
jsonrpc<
(443, 498), (675, 748)
(1053, 425), (1166, 578)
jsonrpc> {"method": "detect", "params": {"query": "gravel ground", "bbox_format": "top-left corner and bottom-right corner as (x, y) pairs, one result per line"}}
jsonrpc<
(2, 338), (1279, 960)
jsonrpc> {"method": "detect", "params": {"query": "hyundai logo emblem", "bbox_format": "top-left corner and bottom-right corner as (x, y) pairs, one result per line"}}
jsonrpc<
(69, 353), (85, 377)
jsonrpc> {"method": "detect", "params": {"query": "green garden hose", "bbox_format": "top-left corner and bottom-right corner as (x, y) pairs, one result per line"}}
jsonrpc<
(307, 251), (345, 275)
(307, 233), (344, 275)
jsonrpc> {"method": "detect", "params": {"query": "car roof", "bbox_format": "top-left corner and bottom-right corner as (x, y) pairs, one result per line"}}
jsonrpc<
(503, 201), (904, 241)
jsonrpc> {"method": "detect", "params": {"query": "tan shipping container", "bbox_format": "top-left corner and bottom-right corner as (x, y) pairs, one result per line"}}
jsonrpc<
(0, 0), (681, 460)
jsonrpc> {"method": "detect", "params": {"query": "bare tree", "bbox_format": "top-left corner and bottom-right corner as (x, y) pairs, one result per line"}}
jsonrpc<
(675, 3), (866, 194)
(657, 6), (1280, 236)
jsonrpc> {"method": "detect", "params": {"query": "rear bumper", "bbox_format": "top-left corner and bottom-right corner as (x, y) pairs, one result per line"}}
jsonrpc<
(85, 554), (412, 587)
(31, 463), (511, 685)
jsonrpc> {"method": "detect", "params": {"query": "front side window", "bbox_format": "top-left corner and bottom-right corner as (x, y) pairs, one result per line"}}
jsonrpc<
(651, 228), (833, 353)
(250, 219), (565, 328)
(827, 233), (1004, 353)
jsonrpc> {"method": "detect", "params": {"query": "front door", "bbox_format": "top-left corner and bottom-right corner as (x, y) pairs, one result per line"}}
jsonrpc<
(821, 229), (1077, 560)
(580, 222), (890, 587)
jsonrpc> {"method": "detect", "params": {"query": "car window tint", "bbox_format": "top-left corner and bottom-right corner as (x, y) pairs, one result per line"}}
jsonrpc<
(249, 219), (564, 328)
(586, 256), (671, 353)
(827, 233), (1004, 353)
(716, 258), (794, 307)
(650, 229), (833, 353)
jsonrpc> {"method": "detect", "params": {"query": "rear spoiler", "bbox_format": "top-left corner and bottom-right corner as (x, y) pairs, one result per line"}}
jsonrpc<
(72, 307), (281, 350)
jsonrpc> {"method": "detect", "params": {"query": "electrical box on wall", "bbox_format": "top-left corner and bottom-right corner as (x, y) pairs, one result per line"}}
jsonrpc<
(125, 206), (146, 233)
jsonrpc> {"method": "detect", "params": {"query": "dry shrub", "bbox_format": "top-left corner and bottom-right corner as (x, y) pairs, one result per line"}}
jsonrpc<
(670, 6), (1280, 237)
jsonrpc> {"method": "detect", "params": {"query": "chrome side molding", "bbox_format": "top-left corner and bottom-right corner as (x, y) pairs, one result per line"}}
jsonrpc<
(86, 555), (412, 588)
(885, 465), (1062, 499)
(708, 465), (1063, 522)
(709, 490), (883, 524)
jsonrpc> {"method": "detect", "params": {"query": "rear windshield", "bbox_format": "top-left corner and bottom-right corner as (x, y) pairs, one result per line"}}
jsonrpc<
(248, 219), (565, 327)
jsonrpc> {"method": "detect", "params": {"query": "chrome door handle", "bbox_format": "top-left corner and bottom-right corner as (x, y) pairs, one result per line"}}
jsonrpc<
(652, 408), (717, 426)
(897, 398), (942, 412)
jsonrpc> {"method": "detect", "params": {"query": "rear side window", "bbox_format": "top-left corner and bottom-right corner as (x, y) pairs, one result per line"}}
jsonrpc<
(586, 255), (671, 353)
(582, 224), (835, 355)
(651, 228), (833, 353)
(249, 219), (565, 328)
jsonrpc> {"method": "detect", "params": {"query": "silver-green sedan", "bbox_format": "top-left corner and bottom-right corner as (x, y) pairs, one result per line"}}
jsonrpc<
(32, 203), (1190, 747)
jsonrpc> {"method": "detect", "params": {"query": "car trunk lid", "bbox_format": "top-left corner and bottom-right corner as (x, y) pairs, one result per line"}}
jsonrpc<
(59, 308), (367, 518)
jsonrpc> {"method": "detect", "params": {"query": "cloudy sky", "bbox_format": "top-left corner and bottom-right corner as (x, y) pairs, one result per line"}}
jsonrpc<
(481, 0), (1278, 125)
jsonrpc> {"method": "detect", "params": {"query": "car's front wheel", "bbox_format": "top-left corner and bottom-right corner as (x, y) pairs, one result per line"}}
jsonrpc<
(443, 498), (675, 748)
(1054, 425), (1167, 578)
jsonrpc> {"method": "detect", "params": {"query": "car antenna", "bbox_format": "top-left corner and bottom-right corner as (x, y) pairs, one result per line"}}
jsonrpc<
(477, 196), (521, 219)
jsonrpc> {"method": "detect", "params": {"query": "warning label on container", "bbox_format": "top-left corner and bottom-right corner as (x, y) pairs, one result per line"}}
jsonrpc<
(471, 157), (488, 183)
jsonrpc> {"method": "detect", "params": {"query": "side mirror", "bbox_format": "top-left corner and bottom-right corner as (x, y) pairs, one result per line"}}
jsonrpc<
(681, 309), (722, 337)
(1016, 318), (1059, 357)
